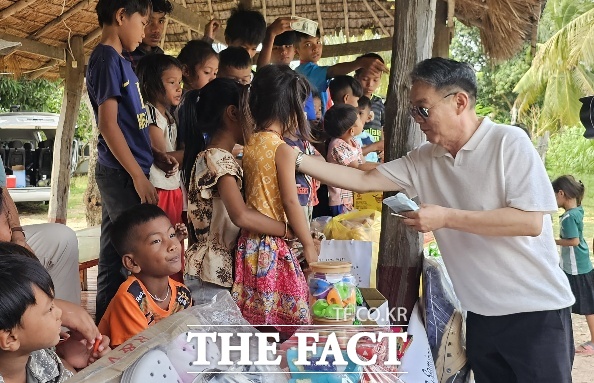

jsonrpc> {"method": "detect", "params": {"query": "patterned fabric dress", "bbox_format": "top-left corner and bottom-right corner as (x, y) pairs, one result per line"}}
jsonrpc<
(186, 148), (242, 287)
(231, 131), (312, 334)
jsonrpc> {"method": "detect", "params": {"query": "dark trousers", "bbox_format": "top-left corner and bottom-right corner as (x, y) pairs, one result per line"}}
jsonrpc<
(94, 163), (142, 324)
(467, 308), (574, 383)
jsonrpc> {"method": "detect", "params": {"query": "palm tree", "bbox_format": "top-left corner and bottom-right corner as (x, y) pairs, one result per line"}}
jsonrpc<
(514, 0), (594, 134)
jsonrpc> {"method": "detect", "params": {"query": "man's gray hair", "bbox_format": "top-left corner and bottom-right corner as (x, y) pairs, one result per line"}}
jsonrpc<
(411, 58), (477, 103)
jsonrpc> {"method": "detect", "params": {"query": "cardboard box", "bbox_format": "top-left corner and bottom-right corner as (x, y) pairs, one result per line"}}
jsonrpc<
(357, 288), (389, 326)
(354, 192), (383, 211)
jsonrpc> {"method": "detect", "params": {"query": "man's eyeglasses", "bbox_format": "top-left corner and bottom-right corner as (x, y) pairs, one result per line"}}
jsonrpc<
(409, 92), (457, 120)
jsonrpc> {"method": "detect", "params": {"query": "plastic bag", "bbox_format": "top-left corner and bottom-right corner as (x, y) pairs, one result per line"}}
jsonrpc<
(69, 292), (286, 383)
(324, 210), (381, 287)
(323, 209), (381, 243)
(423, 255), (471, 383)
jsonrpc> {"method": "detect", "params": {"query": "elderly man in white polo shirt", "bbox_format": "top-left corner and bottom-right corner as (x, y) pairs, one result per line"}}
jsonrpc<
(292, 57), (575, 382)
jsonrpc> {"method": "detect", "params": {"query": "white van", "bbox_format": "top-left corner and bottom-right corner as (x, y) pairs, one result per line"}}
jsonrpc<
(0, 112), (80, 202)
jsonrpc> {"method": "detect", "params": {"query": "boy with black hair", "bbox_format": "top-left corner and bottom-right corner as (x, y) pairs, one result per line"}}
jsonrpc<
(124, 0), (173, 71)
(98, 204), (191, 349)
(256, 17), (295, 69)
(328, 75), (364, 107)
(88, 0), (178, 324)
(0, 254), (110, 381)
(218, 47), (252, 85)
(225, 5), (267, 58)
(294, 31), (387, 114)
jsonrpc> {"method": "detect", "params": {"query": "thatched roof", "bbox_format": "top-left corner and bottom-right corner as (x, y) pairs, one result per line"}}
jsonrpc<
(0, 0), (543, 79)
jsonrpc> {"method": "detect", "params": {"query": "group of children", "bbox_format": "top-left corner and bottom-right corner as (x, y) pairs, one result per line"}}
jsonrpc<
(3, 2), (594, 381)
(0, 0), (391, 380)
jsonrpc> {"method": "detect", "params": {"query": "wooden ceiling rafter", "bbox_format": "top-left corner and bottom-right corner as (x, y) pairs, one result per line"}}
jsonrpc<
(31, 0), (89, 40)
(0, 0), (40, 22)
(362, 0), (390, 36)
(0, 31), (64, 61)
(314, 0), (324, 35)
(372, 0), (394, 21)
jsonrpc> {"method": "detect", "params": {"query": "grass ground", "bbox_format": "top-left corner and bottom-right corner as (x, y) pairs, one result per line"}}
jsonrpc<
(17, 174), (89, 230)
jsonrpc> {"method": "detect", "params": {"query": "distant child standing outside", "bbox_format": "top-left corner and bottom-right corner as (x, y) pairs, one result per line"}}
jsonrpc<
(324, 104), (378, 216)
(553, 175), (594, 354)
(232, 65), (318, 334)
(180, 80), (295, 305)
(88, 0), (177, 324)
(98, 204), (191, 348)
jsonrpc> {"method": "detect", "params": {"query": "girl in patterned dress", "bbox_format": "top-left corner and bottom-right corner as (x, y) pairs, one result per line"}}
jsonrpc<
(231, 65), (318, 335)
(180, 78), (293, 306)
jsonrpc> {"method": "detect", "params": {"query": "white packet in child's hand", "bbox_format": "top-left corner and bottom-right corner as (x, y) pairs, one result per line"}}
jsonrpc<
(383, 193), (419, 213)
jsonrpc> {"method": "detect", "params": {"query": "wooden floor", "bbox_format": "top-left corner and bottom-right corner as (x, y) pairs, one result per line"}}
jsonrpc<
(81, 266), (97, 321)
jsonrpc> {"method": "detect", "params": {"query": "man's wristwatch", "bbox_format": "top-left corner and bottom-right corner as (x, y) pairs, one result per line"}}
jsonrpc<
(11, 226), (25, 238)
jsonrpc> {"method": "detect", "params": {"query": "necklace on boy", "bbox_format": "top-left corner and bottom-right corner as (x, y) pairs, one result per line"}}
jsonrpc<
(147, 285), (170, 302)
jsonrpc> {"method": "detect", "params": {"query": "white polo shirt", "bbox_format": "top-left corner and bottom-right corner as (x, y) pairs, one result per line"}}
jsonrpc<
(377, 117), (574, 316)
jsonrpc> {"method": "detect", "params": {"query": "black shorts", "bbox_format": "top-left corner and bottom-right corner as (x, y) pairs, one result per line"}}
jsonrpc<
(466, 308), (574, 383)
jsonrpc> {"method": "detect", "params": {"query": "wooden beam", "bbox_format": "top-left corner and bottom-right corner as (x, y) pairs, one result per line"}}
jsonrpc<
(314, 0), (324, 35)
(49, 36), (85, 224)
(291, 0), (296, 17)
(373, 0), (395, 21)
(378, 0), (437, 325)
(342, 0), (350, 41)
(253, 37), (392, 62)
(262, 0), (267, 21)
(432, 0), (450, 58)
(31, 0), (89, 39)
(0, 0), (40, 21)
(28, 59), (60, 79)
(207, 0), (214, 17)
(320, 37), (392, 58)
(169, 3), (225, 43)
(362, 0), (390, 36)
(0, 32), (64, 60)
(83, 28), (101, 46)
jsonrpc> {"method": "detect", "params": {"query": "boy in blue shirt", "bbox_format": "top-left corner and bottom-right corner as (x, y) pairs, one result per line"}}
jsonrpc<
(294, 31), (387, 114)
(87, 0), (178, 324)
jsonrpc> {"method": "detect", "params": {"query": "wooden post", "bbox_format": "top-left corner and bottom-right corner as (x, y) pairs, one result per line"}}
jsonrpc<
(48, 36), (84, 224)
(432, 0), (450, 58)
(378, 0), (437, 325)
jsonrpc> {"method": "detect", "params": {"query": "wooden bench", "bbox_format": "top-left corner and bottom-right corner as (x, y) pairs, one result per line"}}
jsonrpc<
(77, 225), (100, 291)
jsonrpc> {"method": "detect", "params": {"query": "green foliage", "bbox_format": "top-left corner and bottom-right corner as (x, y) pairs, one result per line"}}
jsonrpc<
(0, 77), (62, 113)
(450, 22), (530, 124)
(546, 126), (594, 174)
(0, 76), (92, 141)
(514, 0), (594, 132)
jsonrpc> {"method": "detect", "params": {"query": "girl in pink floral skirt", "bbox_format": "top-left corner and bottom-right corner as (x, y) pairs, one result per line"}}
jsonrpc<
(231, 65), (318, 336)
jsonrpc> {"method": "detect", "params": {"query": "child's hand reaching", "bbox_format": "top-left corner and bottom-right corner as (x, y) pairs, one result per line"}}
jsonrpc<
(175, 223), (188, 241)
(56, 333), (110, 370)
